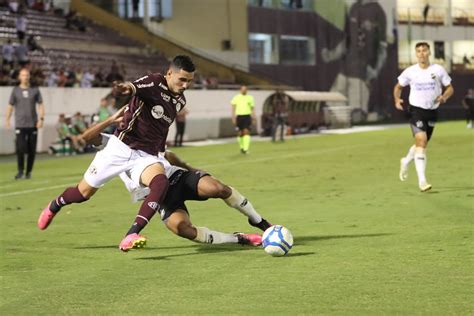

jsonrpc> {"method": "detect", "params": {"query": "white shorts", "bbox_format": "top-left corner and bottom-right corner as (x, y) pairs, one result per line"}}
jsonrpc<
(84, 135), (170, 188)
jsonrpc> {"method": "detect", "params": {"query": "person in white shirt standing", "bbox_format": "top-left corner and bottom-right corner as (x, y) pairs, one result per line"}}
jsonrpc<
(393, 42), (454, 192)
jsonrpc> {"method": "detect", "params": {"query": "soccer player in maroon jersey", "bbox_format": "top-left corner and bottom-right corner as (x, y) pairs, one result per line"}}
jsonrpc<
(38, 56), (196, 251)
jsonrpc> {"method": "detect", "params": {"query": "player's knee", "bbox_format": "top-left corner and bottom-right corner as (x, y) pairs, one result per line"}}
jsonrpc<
(207, 181), (230, 199)
(176, 222), (196, 240)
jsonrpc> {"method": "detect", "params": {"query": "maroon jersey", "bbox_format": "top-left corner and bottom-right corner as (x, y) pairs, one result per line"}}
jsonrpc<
(115, 73), (186, 155)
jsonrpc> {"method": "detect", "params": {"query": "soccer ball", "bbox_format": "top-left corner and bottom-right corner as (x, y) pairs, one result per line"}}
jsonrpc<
(262, 225), (293, 256)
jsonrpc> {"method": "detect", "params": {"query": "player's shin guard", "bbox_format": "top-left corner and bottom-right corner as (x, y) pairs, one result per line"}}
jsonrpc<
(414, 147), (428, 184)
(224, 187), (262, 224)
(126, 174), (169, 236)
(193, 227), (238, 244)
(50, 186), (88, 213)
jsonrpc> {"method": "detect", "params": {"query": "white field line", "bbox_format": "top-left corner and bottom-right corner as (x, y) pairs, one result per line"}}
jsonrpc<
(0, 142), (371, 199)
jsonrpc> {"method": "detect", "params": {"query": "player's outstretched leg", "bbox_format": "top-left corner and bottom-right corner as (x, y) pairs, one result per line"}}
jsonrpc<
(196, 176), (272, 231)
(38, 179), (96, 230)
(164, 210), (262, 246)
(399, 145), (415, 181)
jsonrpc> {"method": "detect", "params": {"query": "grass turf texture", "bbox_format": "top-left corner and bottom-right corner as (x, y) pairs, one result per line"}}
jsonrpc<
(0, 121), (472, 315)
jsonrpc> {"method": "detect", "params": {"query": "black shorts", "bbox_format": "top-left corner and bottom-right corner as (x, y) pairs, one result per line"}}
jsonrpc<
(409, 105), (438, 140)
(159, 169), (210, 221)
(236, 115), (252, 131)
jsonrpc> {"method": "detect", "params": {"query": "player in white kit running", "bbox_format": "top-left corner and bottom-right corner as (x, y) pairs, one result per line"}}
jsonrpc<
(393, 42), (454, 192)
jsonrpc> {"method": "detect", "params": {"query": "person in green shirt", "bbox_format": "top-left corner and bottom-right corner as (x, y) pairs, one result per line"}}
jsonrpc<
(231, 85), (256, 154)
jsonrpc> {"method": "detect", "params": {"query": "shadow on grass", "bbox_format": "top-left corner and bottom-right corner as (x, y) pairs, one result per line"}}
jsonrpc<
(73, 244), (199, 251)
(135, 244), (260, 260)
(295, 233), (393, 245)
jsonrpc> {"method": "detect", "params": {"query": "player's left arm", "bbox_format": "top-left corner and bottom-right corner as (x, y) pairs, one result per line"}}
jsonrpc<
(165, 151), (200, 173)
(79, 106), (125, 145)
(436, 84), (454, 104)
(36, 90), (45, 128)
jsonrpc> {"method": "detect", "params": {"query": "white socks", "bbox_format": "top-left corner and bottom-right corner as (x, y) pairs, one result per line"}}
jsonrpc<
(414, 147), (427, 184)
(402, 145), (416, 165)
(194, 227), (238, 244)
(224, 187), (262, 224)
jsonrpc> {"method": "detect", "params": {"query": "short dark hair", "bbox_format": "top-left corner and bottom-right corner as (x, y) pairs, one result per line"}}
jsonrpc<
(415, 42), (430, 49)
(171, 55), (195, 72)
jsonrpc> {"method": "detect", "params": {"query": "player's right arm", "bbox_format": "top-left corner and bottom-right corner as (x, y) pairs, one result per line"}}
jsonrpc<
(114, 74), (157, 100)
(5, 104), (14, 129)
(393, 83), (404, 110)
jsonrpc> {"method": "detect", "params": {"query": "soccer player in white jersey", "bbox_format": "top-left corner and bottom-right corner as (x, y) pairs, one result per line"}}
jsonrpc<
(393, 42), (454, 192)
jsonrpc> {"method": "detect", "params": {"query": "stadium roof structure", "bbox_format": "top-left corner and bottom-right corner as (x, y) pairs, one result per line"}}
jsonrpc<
(284, 91), (347, 102)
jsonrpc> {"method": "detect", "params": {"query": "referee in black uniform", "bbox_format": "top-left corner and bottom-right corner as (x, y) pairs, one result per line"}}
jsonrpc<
(5, 68), (45, 179)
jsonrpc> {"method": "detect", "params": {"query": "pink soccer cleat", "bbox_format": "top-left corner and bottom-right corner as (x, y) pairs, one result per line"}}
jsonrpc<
(235, 233), (262, 246)
(37, 202), (56, 230)
(119, 233), (147, 252)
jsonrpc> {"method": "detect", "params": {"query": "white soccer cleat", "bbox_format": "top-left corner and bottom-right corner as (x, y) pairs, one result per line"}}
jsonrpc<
(399, 158), (409, 181)
(419, 182), (432, 192)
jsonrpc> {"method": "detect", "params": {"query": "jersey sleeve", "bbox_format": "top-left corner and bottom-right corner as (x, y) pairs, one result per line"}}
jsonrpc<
(231, 95), (237, 106)
(439, 67), (452, 87)
(35, 89), (43, 104)
(249, 96), (255, 108)
(9, 88), (16, 106)
(397, 68), (411, 87)
(129, 74), (158, 100)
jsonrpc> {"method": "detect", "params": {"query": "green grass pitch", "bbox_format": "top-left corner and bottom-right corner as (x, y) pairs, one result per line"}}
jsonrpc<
(1, 122), (473, 314)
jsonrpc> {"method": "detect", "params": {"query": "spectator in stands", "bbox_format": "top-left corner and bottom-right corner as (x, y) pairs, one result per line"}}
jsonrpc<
(93, 67), (105, 87)
(15, 39), (29, 67)
(270, 89), (289, 142)
(30, 64), (45, 86)
(132, 0), (139, 18)
(106, 60), (124, 84)
(16, 13), (27, 41)
(96, 98), (116, 133)
(8, 0), (19, 13)
(74, 66), (83, 87)
(462, 89), (474, 129)
(81, 67), (95, 88)
(47, 68), (59, 87)
(65, 10), (86, 32)
(174, 108), (188, 147)
(65, 67), (76, 87)
(2, 39), (14, 68)
(57, 68), (67, 87)
(27, 35), (45, 54)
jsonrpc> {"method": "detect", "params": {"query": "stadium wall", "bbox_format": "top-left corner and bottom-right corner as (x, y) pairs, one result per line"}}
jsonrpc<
(0, 88), (273, 155)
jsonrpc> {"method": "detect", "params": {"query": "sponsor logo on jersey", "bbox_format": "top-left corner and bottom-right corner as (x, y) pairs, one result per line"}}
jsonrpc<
(159, 82), (168, 90)
(148, 201), (159, 210)
(22, 90), (29, 98)
(151, 105), (173, 124)
(172, 98), (177, 104)
(161, 92), (170, 102)
(416, 120), (424, 128)
(431, 73), (436, 80)
(176, 103), (182, 112)
(136, 82), (154, 89)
